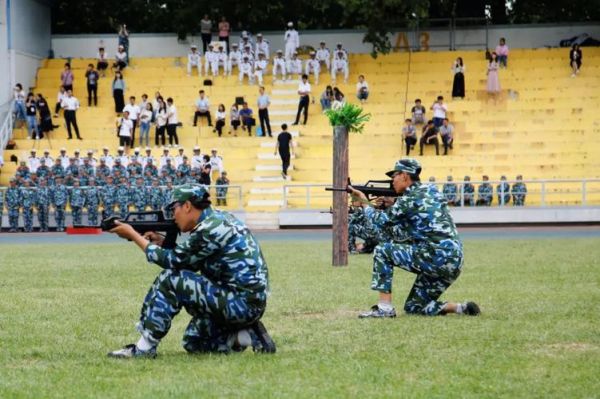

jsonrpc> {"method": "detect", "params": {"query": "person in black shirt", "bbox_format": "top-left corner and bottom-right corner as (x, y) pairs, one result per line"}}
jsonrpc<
(25, 93), (39, 139)
(85, 64), (99, 106)
(199, 155), (212, 185)
(419, 120), (440, 156)
(274, 123), (293, 178)
(36, 94), (55, 137)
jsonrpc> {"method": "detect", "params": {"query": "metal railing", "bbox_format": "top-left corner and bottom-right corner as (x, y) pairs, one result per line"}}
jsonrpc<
(282, 179), (600, 209)
(0, 100), (15, 161)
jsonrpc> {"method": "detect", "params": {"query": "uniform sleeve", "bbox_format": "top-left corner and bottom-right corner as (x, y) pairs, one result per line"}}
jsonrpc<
(364, 199), (405, 226)
(144, 226), (222, 271)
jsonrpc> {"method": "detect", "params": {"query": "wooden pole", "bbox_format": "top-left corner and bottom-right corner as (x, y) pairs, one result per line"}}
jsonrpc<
(332, 125), (349, 266)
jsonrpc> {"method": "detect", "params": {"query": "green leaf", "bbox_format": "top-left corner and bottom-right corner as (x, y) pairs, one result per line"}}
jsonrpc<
(325, 103), (371, 134)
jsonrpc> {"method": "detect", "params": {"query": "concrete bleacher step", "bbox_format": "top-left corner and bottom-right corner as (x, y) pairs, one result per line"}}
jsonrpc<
(250, 187), (284, 195)
(253, 176), (291, 182)
(243, 212), (280, 229)
(260, 141), (298, 148)
(272, 89), (297, 95)
(258, 153), (296, 160)
(271, 99), (298, 106)
(272, 79), (300, 86)
(256, 164), (294, 171)
(270, 110), (297, 116)
(247, 199), (285, 207)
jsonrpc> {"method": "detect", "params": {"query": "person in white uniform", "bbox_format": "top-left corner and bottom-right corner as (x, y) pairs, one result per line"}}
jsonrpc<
(316, 41), (331, 71)
(284, 22), (299, 60)
(187, 45), (202, 76)
(227, 43), (242, 76)
(331, 50), (349, 83)
(286, 52), (303, 80)
(305, 51), (321, 84)
(273, 50), (287, 80)
(254, 53), (269, 85)
(239, 56), (254, 84)
(255, 33), (270, 59)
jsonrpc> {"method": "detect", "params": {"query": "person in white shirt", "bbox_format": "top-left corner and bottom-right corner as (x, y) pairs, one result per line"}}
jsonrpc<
(239, 56), (254, 84)
(331, 50), (349, 83)
(204, 44), (217, 76)
(138, 102), (153, 147)
(160, 148), (172, 169)
(356, 74), (370, 103)
(142, 147), (155, 168)
(41, 149), (54, 166)
(253, 53), (269, 86)
(227, 43), (242, 76)
(114, 45), (128, 71)
(85, 150), (97, 167)
(174, 148), (185, 168)
(238, 32), (254, 53)
(100, 146), (114, 168)
(194, 90), (212, 127)
(28, 149), (40, 173)
(273, 50), (287, 80)
(123, 96), (141, 143)
(97, 46), (109, 77)
(58, 148), (70, 169)
(217, 46), (227, 76)
(130, 148), (143, 164)
(60, 89), (82, 140)
(333, 43), (348, 61)
(208, 45), (223, 77)
(293, 74), (311, 125)
(316, 41), (331, 71)
(284, 22), (299, 60)
(255, 33), (270, 59)
(286, 52), (303, 80)
(155, 98), (168, 147)
(191, 146), (204, 168)
(72, 149), (83, 166)
(214, 104), (227, 137)
(430, 95), (448, 128)
(54, 86), (66, 117)
(305, 51), (320, 84)
(242, 45), (255, 63)
(210, 148), (224, 175)
(187, 45), (202, 76)
(166, 98), (179, 146)
(117, 111), (133, 151)
(116, 147), (129, 166)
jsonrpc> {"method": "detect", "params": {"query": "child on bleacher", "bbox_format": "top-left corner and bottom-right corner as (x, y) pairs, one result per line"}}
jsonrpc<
(495, 38), (509, 68)
(411, 99), (425, 125)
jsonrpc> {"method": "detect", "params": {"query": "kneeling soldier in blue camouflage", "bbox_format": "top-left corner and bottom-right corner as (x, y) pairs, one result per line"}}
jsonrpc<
(107, 185), (275, 358)
(349, 159), (480, 318)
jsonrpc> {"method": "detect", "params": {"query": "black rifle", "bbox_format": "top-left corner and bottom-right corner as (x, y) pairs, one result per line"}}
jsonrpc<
(74, 211), (180, 249)
(326, 179), (398, 201)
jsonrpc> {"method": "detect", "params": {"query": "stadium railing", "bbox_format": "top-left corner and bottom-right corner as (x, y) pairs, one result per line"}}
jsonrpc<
(0, 100), (15, 161)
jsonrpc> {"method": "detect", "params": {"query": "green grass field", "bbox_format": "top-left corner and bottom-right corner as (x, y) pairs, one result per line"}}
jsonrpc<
(1, 238), (599, 398)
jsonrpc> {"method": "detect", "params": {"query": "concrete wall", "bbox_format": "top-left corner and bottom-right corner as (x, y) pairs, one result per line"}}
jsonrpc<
(50, 23), (600, 59)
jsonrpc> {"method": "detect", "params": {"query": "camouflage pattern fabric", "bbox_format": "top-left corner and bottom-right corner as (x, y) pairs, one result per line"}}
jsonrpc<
(0, 190), (3, 229)
(138, 206), (269, 353)
(149, 186), (164, 211)
(37, 185), (51, 231)
(363, 181), (463, 315)
(497, 182), (511, 206)
(85, 186), (101, 225)
(51, 184), (69, 231)
(101, 184), (117, 219)
(511, 182), (527, 206)
(116, 184), (131, 218)
(476, 183), (493, 206)
(51, 164), (65, 179)
(442, 182), (459, 206)
(69, 186), (86, 225)
(6, 186), (21, 230)
(20, 187), (36, 232)
(461, 183), (475, 206)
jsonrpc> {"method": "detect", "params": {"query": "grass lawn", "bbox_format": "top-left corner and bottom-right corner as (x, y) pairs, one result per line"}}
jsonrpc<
(0, 238), (599, 398)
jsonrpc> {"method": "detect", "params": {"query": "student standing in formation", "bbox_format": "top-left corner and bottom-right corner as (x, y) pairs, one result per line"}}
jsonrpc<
(293, 74), (311, 126)
(305, 51), (320, 84)
(123, 96), (140, 144)
(273, 50), (287, 80)
(284, 22), (299, 60)
(166, 98), (179, 146)
(187, 45), (202, 76)
(257, 86), (272, 137)
(61, 89), (82, 140)
(274, 123), (293, 178)
(316, 41), (331, 72)
(85, 64), (100, 106)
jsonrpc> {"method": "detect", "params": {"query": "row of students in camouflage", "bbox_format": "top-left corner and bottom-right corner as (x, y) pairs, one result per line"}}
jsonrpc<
(440, 175), (527, 206)
(350, 158), (480, 318)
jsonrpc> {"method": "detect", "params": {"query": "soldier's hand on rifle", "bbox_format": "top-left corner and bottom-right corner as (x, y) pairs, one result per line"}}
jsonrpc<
(143, 231), (165, 246)
(375, 196), (395, 208)
(109, 220), (137, 240)
(348, 186), (368, 205)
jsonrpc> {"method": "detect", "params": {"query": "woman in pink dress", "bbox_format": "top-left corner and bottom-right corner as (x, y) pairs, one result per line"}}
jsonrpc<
(486, 52), (501, 94)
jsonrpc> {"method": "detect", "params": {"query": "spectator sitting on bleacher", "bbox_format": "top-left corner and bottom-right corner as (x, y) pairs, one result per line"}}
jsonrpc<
(320, 86), (334, 111)
(214, 104), (227, 137)
(495, 38), (509, 68)
(462, 176), (475, 206)
(333, 87), (345, 107)
(187, 45), (202, 76)
(216, 171), (230, 206)
(497, 175), (510, 206)
(242, 44), (255, 63)
(569, 44), (582, 77)
(217, 46), (228, 75)
(239, 56), (254, 84)
(53, 86), (66, 117)
(430, 95), (447, 128)
(439, 118), (454, 155)
(316, 41), (331, 72)
(229, 103), (241, 136)
(114, 44), (128, 71)
(305, 51), (320, 84)
(239, 102), (255, 136)
(227, 43), (242, 76)
(419, 120), (439, 156)
(411, 98), (426, 125)
(254, 52), (268, 86)
(511, 175), (527, 206)
(356, 75), (369, 103)
(97, 46), (109, 77)
(331, 50), (349, 83)
(272, 49), (286, 80)
(443, 176), (459, 206)
(286, 52), (303, 80)
(476, 175), (493, 206)
(60, 63), (74, 92)
(205, 44), (218, 76)
(112, 71), (126, 113)
(193, 90), (212, 127)
(402, 118), (417, 156)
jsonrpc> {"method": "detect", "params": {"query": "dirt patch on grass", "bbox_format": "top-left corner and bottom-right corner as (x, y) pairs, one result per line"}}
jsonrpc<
(534, 342), (599, 357)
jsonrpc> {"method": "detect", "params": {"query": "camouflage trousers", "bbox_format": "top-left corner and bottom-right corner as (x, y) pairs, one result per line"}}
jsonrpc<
(150, 203), (162, 212)
(71, 206), (83, 225)
(102, 203), (115, 219)
(138, 268), (266, 353)
(117, 202), (129, 218)
(86, 205), (99, 225)
(372, 241), (463, 316)
(38, 206), (49, 231)
(54, 205), (66, 230)
(23, 207), (34, 232)
(8, 207), (19, 230)
(348, 222), (378, 252)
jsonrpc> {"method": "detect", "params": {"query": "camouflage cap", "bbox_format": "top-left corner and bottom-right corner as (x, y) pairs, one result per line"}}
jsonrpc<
(165, 184), (210, 210)
(385, 158), (422, 177)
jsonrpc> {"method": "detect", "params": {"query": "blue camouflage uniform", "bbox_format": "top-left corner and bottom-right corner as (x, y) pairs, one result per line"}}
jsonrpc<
(69, 183), (86, 225)
(51, 163), (65, 179)
(476, 178), (493, 206)
(149, 184), (164, 211)
(101, 182), (117, 219)
(36, 164), (51, 180)
(52, 182), (69, 231)
(130, 180), (148, 212)
(85, 182), (101, 225)
(461, 176), (475, 206)
(496, 177), (511, 206)
(6, 182), (22, 231)
(37, 183), (52, 231)
(138, 185), (269, 353)
(511, 176), (527, 206)
(116, 181), (131, 218)
(362, 159), (463, 316)
(20, 184), (37, 232)
(442, 177), (459, 206)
